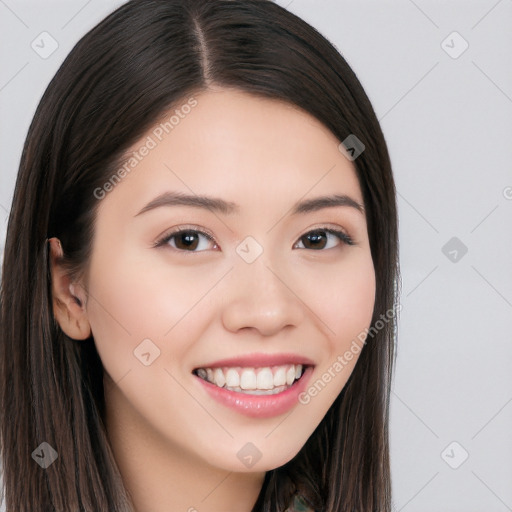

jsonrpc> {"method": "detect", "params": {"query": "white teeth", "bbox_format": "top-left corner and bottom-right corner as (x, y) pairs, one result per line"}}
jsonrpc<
(224, 385), (289, 395)
(213, 368), (226, 388)
(225, 368), (240, 387)
(196, 368), (208, 380)
(195, 363), (307, 393)
(256, 368), (274, 390)
(240, 368), (257, 390)
(286, 366), (296, 385)
(273, 366), (287, 387)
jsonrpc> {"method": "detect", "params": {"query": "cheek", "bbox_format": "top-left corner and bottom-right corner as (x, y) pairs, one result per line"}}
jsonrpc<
(84, 249), (222, 381)
(297, 251), (375, 404)
(331, 263), (376, 342)
(304, 250), (376, 344)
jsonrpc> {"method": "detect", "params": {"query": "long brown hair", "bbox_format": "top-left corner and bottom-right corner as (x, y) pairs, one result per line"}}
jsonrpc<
(0, 1), (399, 510)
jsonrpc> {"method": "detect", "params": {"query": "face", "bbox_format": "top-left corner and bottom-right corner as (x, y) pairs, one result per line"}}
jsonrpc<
(80, 88), (375, 472)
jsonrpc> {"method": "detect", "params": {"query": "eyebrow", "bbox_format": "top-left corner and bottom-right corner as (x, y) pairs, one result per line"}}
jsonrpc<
(134, 191), (364, 217)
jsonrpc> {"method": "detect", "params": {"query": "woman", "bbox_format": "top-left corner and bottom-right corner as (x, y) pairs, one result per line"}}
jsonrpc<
(0, 0), (399, 511)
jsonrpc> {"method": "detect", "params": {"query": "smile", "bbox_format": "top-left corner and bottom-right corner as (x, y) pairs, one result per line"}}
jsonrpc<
(193, 364), (306, 395)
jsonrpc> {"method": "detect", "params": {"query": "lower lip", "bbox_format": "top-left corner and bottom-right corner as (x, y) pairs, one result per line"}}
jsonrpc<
(194, 366), (314, 419)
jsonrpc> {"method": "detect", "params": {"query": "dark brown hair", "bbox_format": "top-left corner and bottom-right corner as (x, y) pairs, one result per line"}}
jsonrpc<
(0, 1), (399, 510)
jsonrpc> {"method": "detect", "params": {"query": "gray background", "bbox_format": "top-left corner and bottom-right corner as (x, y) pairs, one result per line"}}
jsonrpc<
(1, 1), (511, 511)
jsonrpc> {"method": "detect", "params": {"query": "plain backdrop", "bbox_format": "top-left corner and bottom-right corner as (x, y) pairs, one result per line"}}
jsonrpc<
(0, 1), (511, 511)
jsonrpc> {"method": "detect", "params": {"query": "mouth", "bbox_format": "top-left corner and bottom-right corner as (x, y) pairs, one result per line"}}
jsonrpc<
(192, 363), (310, 395)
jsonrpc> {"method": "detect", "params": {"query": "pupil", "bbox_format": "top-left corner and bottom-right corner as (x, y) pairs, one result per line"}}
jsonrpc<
(305, 231), (326, 249)
(178, 231), (198, 250)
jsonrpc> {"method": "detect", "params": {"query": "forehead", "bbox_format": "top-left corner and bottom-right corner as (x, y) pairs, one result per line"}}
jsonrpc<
(98, 88), (363, 218)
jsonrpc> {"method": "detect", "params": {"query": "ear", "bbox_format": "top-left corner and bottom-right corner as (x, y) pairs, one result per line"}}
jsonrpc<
(48, 237), (91, 340)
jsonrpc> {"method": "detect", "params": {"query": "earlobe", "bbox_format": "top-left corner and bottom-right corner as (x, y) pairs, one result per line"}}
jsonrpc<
(48, 237), (92, 341)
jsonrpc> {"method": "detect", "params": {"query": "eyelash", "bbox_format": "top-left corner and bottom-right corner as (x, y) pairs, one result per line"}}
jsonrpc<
(153, 225), (355, 253)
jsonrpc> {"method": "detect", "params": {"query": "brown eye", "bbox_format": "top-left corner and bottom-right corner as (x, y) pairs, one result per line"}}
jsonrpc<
(156, 229), (217, 252)
(295, 228), (353, 250)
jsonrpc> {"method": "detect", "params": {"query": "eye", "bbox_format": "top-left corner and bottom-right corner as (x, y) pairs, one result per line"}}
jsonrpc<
(154, 226), (217, 253)
(293, 227), (354, 250)
(154, 225), (354, 253)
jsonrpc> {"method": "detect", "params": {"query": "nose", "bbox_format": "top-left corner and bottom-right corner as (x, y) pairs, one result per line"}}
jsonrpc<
(221, 252), (304, 336)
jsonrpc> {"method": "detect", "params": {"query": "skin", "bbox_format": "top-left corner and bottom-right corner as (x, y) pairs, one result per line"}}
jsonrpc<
(49, 87), (376, 512)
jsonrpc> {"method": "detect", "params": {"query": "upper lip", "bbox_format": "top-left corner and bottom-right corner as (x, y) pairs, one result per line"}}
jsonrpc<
(194, 352), (315, 370)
